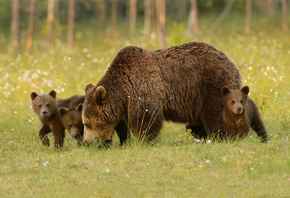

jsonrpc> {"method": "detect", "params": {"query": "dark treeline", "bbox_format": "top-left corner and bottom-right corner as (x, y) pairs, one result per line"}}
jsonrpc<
(1, 0), (288, 53)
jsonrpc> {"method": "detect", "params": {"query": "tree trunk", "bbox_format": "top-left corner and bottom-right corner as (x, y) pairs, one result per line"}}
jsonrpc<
(11, 0), (20, 52)
(156, 0), (166, 48)
(111, 0), (118, 38)
(47, 0), (55, 46)
(26, 0), (36, 55)
(281, 0), (288, 34)
(209, 0), (237, 33)
(266, 0), (275, 17)
(145, 0), (155, 37)
(188, 0), (199, 36)
(98, 0), (106, 30)
(145, 0), (151, 35)
(245, 0), (252, 33)
(130, 0), (136, 35)
(67, 0), (75, 49)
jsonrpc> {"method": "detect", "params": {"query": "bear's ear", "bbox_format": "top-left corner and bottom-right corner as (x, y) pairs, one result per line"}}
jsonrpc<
(58, 107), (68, 118)
(221, 86), (230, 97)
(49, 90), (57, 99)
(85, 83), (94, 95)
(76, 103), (83, 113)
(30, 92), (38, 101)
(241, 86), (249, 95)
(93, 86), (107, 105)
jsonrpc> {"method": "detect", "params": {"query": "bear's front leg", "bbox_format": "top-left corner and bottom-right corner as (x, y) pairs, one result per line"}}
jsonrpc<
(114, 119), (128, 146)
(201, 111), (227, 140)
(39, 125), (51, 146)
(186, 124), (207, 139)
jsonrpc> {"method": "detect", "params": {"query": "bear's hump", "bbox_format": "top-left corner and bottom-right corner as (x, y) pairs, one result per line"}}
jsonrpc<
(112, 45), (145, 66)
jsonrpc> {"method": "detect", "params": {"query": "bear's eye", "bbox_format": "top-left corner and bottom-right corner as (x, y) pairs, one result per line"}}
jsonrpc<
(240, 100), (243, 104)
(85, 124), (90, 129)
(38, 104), (42, 108)
(46, 104), (50, 107)
(76, 123), (83, 129)
(231, 100), (235, 104)
(68, 125), (72, 129)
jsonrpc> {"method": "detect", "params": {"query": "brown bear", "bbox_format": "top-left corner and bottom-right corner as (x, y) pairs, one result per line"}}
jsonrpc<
(31, 90), (65, 149)
(58, 95), (86, 146)
(221, 86), (268, 142)
(31, 91), (85, 148)
(76, 104), (128, 146)
(81, 41), (242, 145)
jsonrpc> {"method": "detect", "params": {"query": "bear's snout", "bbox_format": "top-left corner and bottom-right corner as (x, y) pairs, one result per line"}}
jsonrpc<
(237, 106), (243, 114)
(42, 110), (48, 116)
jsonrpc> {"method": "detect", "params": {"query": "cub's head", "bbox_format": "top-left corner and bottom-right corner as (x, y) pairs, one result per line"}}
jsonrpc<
(59, 106), (84, 141)
(31, 90), (57, 118)
(80, 83), (120, 146)
(221, 86), (249, 115)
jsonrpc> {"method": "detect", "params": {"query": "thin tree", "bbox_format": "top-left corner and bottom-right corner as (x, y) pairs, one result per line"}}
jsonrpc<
(98, 0), (106, 30)
(187, 0), (199, 36)
(245, 0), (252, 33)
(281, 0), (288, 34)
(47, 0), (55, 46)
(130, 0), (136, 35)
(11, 0), (20, 52)
(145, 0), (151, 35)
(156, 0), (166, 48)
(67, 0), (75, 49)
(209, 0), (237, 33)
(111, 0), (118, 38)
(145, 0), (155, 37)
(26, 0), (36, 55)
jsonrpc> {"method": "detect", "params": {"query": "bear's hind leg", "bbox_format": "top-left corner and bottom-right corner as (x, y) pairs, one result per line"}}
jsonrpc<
(248, 99), (268, 143)
(51, 124), (65, 149)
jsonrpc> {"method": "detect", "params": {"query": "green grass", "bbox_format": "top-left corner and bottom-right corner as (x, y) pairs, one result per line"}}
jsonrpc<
(0, 16), (289, 197)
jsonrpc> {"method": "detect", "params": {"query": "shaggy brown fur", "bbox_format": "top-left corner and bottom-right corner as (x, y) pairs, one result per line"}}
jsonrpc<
(58, 95), (85, 146)
(82, 41), (242, 144)
(221, 86), (268, 142)
(31, 91), (85, 148)
(31, 90), (65, 149)
(76, 103), (128, 146)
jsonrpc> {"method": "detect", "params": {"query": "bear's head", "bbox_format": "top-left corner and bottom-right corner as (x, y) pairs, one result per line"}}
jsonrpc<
(31, 90), (58, 118)
(58, 106), (84, 141)
(80, 83), (121, 145)
(221, 86), (249, 115)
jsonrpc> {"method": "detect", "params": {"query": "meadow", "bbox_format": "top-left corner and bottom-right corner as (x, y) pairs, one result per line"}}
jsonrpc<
(0, 15), (289, 197)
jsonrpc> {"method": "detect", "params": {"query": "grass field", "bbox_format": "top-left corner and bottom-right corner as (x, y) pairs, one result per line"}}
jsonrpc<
(0, 15), (289, 197)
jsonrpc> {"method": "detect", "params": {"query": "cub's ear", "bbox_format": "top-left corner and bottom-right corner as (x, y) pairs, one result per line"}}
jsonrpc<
(241, 86), (249, 95)
(76, 103), (83, 113)
(85, 83), (94, 95)
(30, 92), (38, 101)
(58, 107), (68, 118)
(49, 90), (57, 99)
(94, 86), (107, 106)
(221, 86), (230, 97)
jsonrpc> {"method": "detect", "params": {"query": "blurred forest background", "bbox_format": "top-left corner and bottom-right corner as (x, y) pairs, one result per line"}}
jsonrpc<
(2, 0), (289, 54)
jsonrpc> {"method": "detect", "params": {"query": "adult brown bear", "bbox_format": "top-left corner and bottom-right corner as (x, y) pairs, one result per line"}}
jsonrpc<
(82, 42), (242, 145)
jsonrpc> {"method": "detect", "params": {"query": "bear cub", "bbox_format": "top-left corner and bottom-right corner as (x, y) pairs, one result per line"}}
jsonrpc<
(221, 86), (268, 142)
(31, 90), (85, 148)
(31, 90), (65, 149)
(59, 105), (84, 146)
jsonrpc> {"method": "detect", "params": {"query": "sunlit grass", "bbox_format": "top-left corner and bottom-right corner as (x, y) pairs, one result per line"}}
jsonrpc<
(0, 16), (289, 196)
